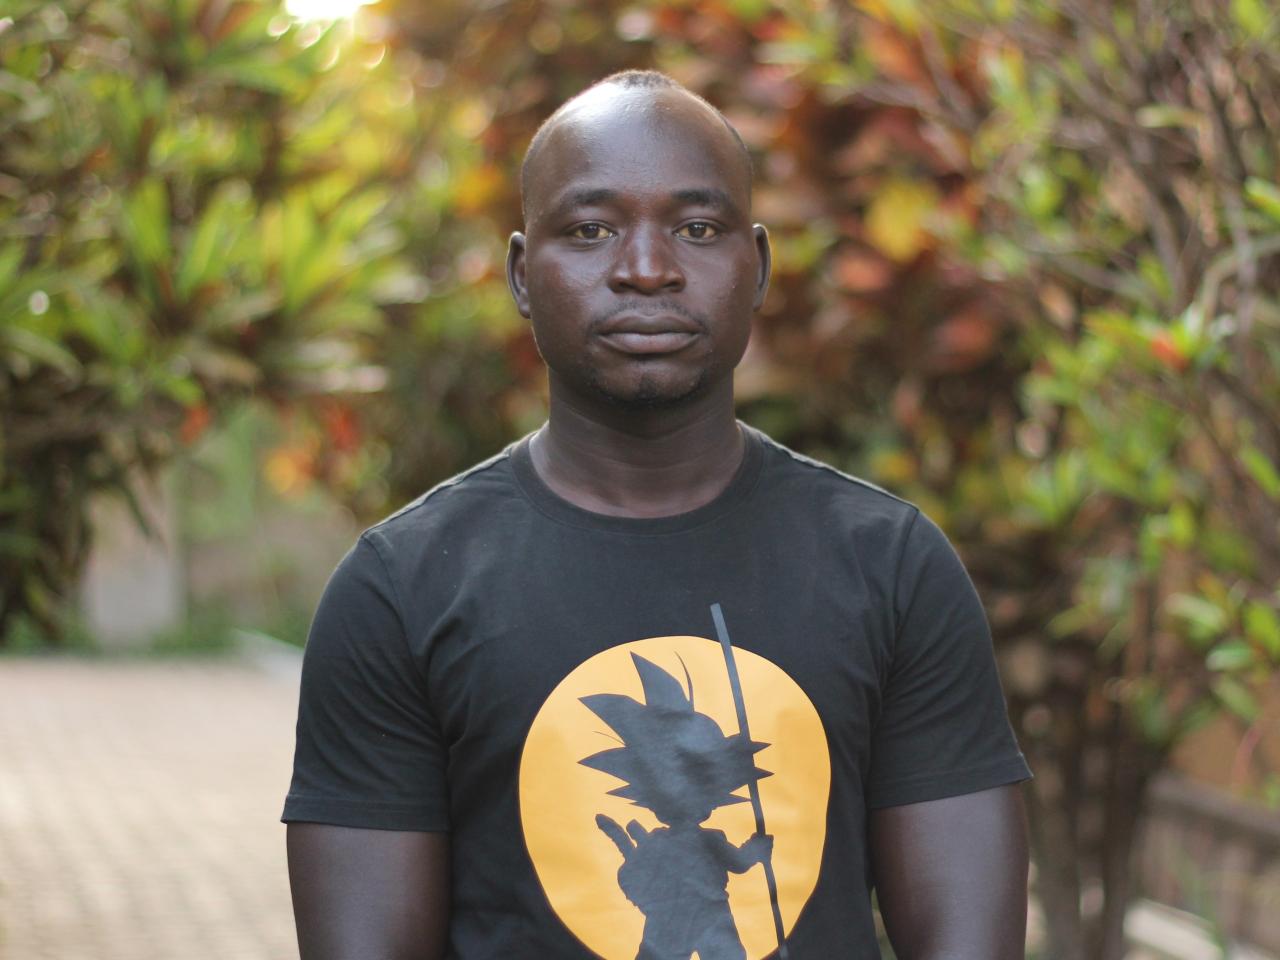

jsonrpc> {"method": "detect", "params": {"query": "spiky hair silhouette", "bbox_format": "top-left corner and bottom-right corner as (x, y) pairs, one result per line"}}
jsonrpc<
(579, 653), (771, 822)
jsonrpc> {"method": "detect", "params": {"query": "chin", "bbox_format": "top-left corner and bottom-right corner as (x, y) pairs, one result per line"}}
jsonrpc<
(588, 369), (710, 410)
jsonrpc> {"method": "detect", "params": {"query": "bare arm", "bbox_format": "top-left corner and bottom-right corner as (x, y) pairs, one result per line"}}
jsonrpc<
(870, 784), (1028, 960)
(287, 824), (450, 960)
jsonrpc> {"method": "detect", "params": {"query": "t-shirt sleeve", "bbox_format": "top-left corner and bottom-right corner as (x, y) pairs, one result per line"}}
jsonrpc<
(282, 533), (450, 831)
(865, 509), (1030, 809)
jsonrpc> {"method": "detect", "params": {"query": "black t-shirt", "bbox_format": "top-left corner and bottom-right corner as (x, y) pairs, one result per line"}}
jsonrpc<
(284, 424), (1030, 959)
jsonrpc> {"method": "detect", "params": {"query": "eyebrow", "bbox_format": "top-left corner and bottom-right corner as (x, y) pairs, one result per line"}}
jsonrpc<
(559, 188), (620, 211)
(670, 188), (738, 217)
(550, 186), (742, 218)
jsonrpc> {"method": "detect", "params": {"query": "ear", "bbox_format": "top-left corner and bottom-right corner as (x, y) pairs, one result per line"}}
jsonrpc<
(751, 224), (772, 311)
(506, 231), (530, 318)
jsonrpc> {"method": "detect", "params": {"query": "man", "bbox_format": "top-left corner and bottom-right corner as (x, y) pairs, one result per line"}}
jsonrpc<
(284, 70), (1030, 960)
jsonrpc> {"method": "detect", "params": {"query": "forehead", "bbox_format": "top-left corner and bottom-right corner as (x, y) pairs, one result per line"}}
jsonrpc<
(525, 87), (749, 222)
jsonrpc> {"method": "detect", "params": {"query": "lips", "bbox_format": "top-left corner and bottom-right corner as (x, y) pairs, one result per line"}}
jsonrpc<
(595, 313), (703, 356)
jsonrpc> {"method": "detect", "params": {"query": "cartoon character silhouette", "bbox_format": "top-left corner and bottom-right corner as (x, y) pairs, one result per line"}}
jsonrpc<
(579, 653), (774, 960)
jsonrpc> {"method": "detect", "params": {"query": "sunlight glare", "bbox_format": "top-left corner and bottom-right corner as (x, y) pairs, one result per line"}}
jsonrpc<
(284, 0), (371, 22)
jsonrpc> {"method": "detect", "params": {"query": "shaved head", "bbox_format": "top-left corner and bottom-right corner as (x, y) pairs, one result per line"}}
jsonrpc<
(520, 71), (752, 224)
(505, 68), (771, 413)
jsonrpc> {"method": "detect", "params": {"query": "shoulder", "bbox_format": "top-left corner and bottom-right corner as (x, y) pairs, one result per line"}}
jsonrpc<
(747, 424), (921, 541)
(310, 445), (525, 621)
(340, 443), (534, 618)
(360, 439), (526, 557)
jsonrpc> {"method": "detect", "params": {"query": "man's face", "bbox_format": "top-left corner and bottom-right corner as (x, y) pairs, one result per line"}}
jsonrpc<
(509, 86), (770, 409)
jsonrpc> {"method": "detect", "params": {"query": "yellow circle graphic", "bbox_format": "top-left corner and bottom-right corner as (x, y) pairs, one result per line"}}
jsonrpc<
(519, 635), (831, 959)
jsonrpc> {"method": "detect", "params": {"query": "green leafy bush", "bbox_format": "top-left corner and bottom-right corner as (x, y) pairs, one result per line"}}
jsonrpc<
(813, 3), (1280, 956)
(0, 0), (415, 638)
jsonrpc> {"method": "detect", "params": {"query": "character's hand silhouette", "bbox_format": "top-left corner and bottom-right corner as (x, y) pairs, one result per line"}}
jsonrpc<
(740, 833), (773, 866)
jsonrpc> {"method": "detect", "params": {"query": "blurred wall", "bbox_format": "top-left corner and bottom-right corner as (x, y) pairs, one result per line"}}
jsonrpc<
(79, 477), (183, 649)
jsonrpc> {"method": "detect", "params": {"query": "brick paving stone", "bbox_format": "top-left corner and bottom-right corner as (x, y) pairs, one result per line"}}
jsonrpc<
(6, 656), (1264, 960)
(0, 657), (301, 960)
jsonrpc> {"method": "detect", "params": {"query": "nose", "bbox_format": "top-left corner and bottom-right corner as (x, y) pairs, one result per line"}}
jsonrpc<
(608, 225), (685, 295)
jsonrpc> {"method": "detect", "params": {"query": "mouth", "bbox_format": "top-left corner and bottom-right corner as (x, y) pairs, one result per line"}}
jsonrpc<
(595, 314), (703, 356)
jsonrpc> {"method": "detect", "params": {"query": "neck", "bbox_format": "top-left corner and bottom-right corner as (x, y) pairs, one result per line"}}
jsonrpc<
(530, 378), (745, 519)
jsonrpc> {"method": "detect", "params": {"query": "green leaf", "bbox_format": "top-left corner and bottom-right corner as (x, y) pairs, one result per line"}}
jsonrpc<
(1174, 699), (1218, 740)
(1244, 179), (1280, 224)
(0, 243), (23, 290)
(1135, 104), (1203, 129)
(1046, 603), (1097, 638)
(200, 4), (278, 52)
(726, 0), (773, 20)
(1243, 601), (1280, 659)
(1241, 445), (1280, 499)
(306, 299), (383, 333)
(186, 346), (262, 386)
(0, 68), (53, 123)
(759, 40), (825, 66)
(1139, 514), (1170, 571)
(176, 183), (249, 301)
(1021, 449), (1088, 526)
(1206, 639), (1255, 671)
(1231, 0), (1271, 36)
(203, 290), (281, 331)
(108, 480), (155, 540)
(1, 326), (81, 376)
(0, 484), (35, 512)
(0, 531), (42, 559)
(157, 373), (203, 406)
(1264, 776), (1280, 810)
(1021, 165), (1063, 220)
(67, 292), (145, 363)
(1212, 676), (1259, 722)
(1132, 682), (1173, 744)
(1168, 593), (1228, 643)
(1168, 501), (1195, 547)
(121, 178), (171, 269)
(204, 59), (296, 94)
(277, 194), (339, 313)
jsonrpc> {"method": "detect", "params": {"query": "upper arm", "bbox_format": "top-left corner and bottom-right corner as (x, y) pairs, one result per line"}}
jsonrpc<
(284, 534), (450, 832)
(867, 512), (1029, 808)
(870, 785), (1028, 960)
(283, 536), (453, 956)
(287, 824), (450, 960)
(865, 512), (1031, 957)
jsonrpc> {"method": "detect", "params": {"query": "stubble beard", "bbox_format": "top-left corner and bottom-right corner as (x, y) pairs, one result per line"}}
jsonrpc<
(584, 363), (713, 411)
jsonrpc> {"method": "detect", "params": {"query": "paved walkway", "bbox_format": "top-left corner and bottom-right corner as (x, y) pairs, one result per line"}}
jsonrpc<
(0, 655), (301, 960)
(2, 653), (1273, 960)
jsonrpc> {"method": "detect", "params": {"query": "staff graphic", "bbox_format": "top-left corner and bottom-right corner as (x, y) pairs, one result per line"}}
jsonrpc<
(711, 602), (790, 960)
(580, 646), (776, 958)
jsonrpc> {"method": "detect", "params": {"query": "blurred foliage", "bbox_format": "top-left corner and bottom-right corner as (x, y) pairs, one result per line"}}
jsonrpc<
(0, 0), (410, 638)
(2, 0), (1279, 957)
(177, 401), (354, 645)
(897, 4), (1280, 957)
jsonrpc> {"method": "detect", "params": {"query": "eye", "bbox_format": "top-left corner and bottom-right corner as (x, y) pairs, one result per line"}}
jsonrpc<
(568, 222), (614, 241)
(675, 221), (720, 241)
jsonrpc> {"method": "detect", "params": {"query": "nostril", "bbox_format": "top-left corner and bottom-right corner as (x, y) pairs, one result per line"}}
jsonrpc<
(610, 243), (684, 292)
